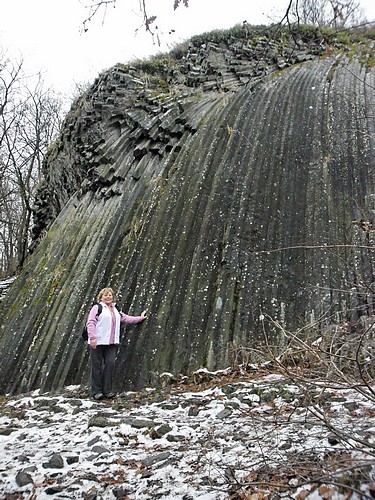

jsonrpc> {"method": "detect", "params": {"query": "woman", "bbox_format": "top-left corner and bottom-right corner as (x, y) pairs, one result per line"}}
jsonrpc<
(86, 287), (147, 400)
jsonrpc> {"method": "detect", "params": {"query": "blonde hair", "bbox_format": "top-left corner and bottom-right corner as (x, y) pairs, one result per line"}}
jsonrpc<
(97, 287), (115, 302)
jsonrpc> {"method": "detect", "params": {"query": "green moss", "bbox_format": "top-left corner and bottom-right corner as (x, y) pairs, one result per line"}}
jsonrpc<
(132, 55), (174, 75)
(190, 24), (269, 46)
(341, 40), (375, 69)
(169, 41), (190, 60)
(356, 45), (375, 69)
(158, 79), (170, 93)
(145, 76), (171, 96)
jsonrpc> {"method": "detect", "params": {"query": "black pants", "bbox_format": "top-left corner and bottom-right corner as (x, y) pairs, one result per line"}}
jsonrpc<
(90, 344), (117, 396)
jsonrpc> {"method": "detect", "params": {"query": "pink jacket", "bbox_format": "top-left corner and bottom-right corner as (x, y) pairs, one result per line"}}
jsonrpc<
(86, 302), (144, 345)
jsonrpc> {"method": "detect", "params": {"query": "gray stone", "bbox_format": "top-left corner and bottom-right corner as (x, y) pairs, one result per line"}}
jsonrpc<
(87, 435), (101, 446)
(123, 417), (157, 429)
(42, 453), (64, 469)
(88, 416), (116, 428)
(142, 451), (173, 467)
(0, 427), (16, 436)
(91, 445), (110, 455)
(15, 470), (33, 487)
(216, 407), (233, 419)
(156, 423), (173, 436)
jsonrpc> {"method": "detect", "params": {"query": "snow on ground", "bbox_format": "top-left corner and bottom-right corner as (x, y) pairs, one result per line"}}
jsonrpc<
(1, 369), (375, 499)
(0, 276), (15, 302)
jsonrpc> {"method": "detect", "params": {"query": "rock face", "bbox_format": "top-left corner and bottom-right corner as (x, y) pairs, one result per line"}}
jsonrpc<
(0, 26), (374, 395)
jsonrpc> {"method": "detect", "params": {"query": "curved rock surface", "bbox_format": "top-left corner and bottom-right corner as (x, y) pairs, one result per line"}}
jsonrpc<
(0, 26), (374, 395)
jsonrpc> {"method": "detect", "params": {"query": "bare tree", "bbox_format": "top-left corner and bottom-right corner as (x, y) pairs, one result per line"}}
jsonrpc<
(0, 52), (63, 277)
(81, 0), (189, 37)
(81, 0), (370, 33)
(288, 0), (367, 27)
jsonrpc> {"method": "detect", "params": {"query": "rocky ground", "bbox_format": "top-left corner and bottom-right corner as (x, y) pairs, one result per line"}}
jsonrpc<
(1, 364), (375, 499)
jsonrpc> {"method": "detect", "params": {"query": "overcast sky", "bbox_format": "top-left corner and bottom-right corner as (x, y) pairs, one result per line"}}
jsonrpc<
(1, 0), (374, 99)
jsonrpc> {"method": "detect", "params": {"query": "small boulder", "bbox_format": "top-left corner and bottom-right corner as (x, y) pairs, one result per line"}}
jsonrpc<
(42, 453), (64, 469)
(16, 470), (33, 487)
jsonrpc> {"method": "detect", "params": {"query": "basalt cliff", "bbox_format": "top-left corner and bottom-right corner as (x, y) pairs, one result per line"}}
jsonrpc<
(0, 25), (374, 395)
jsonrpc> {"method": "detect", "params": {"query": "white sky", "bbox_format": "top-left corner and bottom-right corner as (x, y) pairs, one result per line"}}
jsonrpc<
(1, 0), (374, 100)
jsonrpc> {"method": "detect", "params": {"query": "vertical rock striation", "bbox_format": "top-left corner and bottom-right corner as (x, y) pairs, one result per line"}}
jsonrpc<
(0, 26), (374, 394)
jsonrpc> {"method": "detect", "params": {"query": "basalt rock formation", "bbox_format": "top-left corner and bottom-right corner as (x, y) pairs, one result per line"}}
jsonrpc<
(0, 25), (374, 395)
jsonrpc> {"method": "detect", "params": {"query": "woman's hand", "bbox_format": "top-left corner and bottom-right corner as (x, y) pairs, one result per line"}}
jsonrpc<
(140, 310), (148, 320)
(90, 338), (98, 349)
